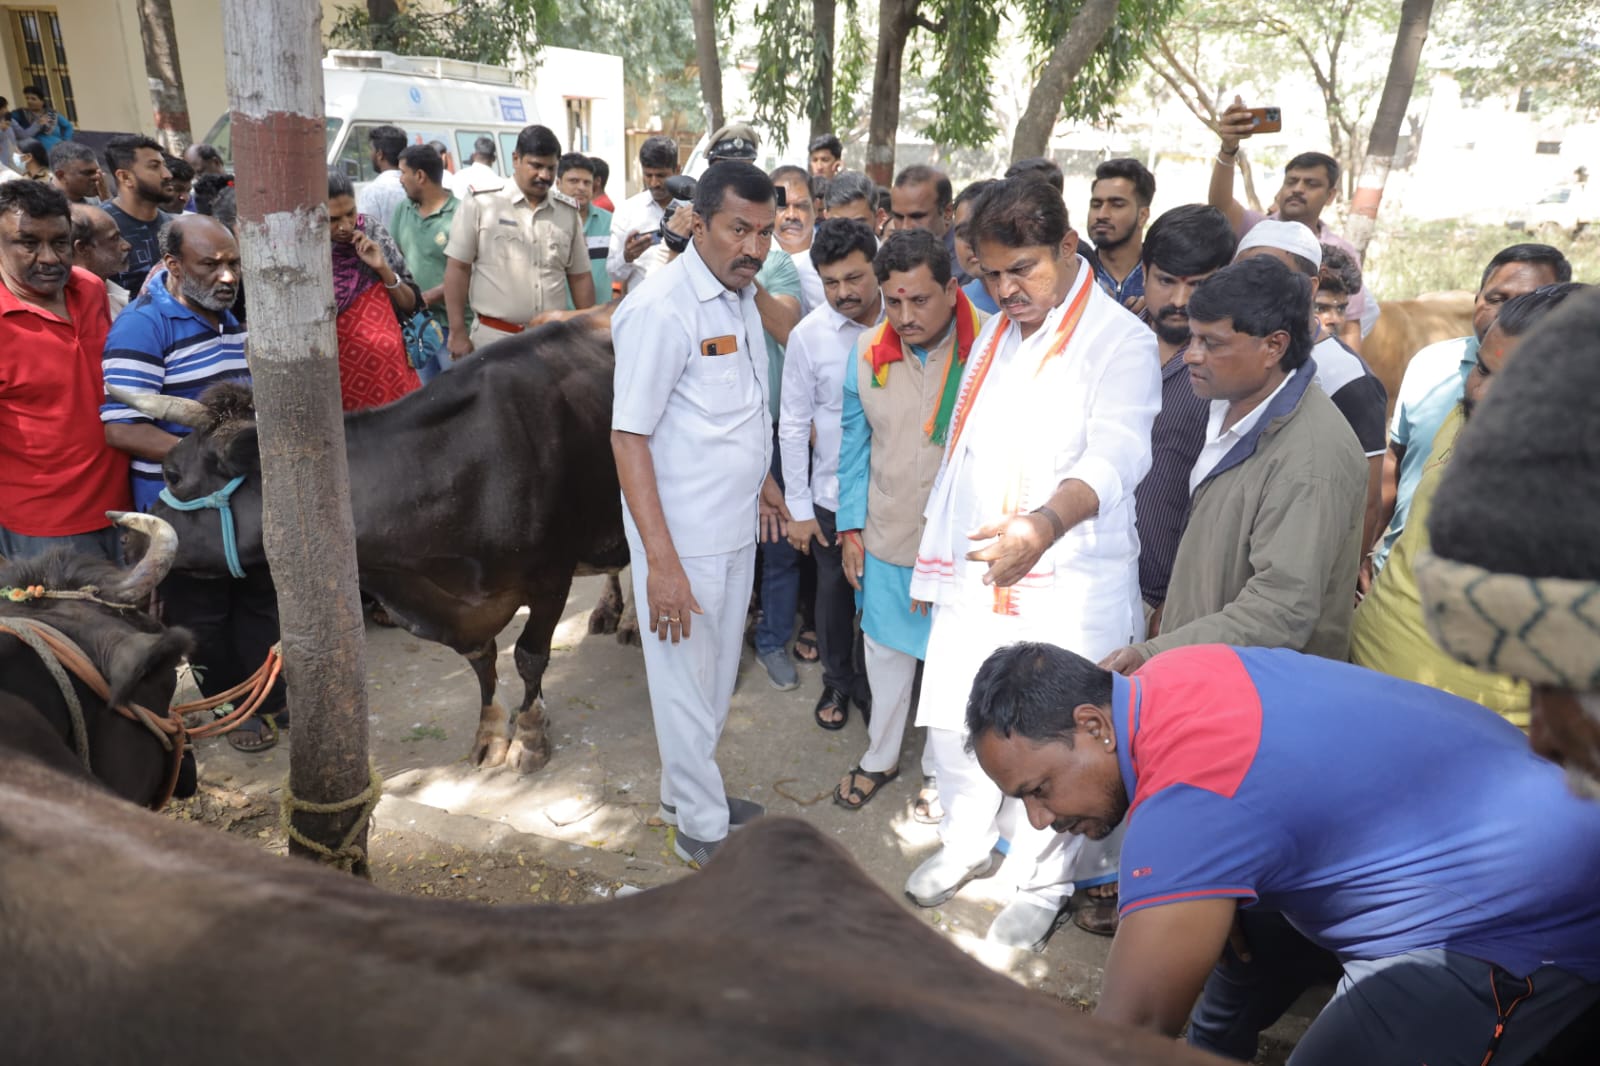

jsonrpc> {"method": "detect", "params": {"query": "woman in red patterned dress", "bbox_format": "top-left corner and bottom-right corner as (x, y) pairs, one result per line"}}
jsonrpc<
(327, 170), (421, 410)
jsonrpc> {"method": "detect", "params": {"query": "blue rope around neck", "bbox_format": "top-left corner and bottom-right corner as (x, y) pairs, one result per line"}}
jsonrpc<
(159, 475), (248, 579)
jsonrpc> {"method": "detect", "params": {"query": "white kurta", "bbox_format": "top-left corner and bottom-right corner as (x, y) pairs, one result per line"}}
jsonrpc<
(912, 265), (1160, 732)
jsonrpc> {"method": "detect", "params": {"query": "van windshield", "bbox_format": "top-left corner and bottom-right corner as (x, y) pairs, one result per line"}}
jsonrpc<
(202, 112), (343, 169)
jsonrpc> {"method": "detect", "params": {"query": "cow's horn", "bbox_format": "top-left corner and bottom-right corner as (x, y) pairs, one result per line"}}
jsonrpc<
(104, 511), (178, 604)
(106, 385), (211, 429)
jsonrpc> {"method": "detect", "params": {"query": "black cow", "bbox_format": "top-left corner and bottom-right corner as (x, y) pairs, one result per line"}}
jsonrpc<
(112, 317), (631, 774)
(0, 512), (194, 807)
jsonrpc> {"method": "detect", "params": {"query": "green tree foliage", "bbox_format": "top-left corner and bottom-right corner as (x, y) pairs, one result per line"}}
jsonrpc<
(542, 0), (702, 121)
(1432, 0), (1600, 111)
(1025, 0), (1185, 126)
(750, 0), (1179, 153)
(329, 0), (701, 125)
(328, 0), (556, 66)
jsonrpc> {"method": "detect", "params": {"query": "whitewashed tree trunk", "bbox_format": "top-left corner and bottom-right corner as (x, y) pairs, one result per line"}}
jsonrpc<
(222, 0), (373, 874)
(1345, 0), (1434, 257)
(137, 0), (192, 152)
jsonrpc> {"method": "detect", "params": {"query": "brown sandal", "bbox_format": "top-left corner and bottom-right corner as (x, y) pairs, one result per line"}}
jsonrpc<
(1072, 883), (1120, 936)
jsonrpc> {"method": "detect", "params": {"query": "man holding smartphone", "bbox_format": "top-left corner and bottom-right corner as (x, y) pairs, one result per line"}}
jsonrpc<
(1208, 96), (1371, 349)
(608, 136), (684, 293)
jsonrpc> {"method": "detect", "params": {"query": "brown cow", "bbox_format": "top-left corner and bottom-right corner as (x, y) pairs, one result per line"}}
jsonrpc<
(1362, 291), (1474, 422)
(0, 699), (1216, 1066)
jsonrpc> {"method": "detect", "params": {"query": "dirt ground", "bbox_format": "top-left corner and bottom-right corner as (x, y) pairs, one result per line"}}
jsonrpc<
(174, 572), (1303, 1061)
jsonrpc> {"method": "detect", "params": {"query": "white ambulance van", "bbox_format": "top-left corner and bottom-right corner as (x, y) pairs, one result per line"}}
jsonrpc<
(203, 48), (624, 193)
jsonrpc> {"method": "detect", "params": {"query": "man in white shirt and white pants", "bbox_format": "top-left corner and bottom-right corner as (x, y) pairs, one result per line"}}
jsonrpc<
(611, 162), (790, 867)
(780, 218), (882, 730)
(908, 177), (1160, 950)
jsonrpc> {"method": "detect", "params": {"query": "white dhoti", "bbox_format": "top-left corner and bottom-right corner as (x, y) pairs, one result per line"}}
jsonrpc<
(918, 593), (1141, 905)
(906, 271), (1160, 906)
(629, 544), (756, 842)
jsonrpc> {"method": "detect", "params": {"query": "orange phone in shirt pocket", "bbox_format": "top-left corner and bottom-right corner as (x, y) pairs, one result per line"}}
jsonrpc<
(700, 335), (738, 356)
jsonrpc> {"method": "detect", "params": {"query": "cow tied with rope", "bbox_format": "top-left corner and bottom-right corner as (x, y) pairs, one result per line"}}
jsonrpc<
(0, 511), (215, 808)
(110, 315), (634, 776)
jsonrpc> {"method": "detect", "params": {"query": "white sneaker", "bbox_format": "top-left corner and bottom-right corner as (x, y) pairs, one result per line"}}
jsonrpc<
(985, 895), (1067, 952)
(904, 847), (997, 907)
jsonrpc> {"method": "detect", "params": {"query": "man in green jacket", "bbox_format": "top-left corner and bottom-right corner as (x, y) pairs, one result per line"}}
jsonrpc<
(1102, 255), (1365, 672)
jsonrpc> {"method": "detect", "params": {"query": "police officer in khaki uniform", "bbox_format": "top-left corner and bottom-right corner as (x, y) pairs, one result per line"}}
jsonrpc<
(443, 124), (594, 357)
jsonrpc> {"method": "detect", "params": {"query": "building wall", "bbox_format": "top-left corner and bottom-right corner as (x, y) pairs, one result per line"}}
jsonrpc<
(0, 0), (344, 135)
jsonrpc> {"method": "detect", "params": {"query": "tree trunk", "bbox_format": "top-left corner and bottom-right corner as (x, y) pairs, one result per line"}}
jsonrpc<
(1010, 0), (1120, 162)
(1344, 0), (1433, 257)
(809, 0), (837, 144)
(136, 0), (192, 153)
(689, 0), (725, 133)
(222, 0), (374, 875)
(1238, 148), (1263, 214)
(866, 0), (918, 186)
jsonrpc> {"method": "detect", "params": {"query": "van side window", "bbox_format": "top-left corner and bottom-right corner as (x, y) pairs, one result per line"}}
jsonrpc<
(498, 133), (519, 174)
(334, 122), (384, 184)
(455, 130), (494, 175)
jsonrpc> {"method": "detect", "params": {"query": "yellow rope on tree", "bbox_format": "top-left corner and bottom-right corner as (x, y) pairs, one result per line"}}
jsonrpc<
(278, 762), (384, 873)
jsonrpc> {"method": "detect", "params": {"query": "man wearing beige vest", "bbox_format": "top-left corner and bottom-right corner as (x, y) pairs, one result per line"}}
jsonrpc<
(830, 229), (988, 811)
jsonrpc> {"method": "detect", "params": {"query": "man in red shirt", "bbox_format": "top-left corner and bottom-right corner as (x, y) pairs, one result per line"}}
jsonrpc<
(0, 180), (129, 561)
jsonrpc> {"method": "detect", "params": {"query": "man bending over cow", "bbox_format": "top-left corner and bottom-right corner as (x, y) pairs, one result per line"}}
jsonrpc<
(611, 162), (790, 867)
(101, 215), (287, 753)
(968, 641), (1600, 1064)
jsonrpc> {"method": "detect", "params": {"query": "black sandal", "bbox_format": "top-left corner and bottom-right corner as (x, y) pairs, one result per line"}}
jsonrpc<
(833, 765), (899, 810)
(814, 688), (848, 731)
(1073, 883), (1120, 937)
(226, 714), (279, 754)
(792, 629), (819, 662)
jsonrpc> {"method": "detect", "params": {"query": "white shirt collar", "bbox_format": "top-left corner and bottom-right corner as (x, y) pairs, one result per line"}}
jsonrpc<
(1203, 370), (1295, 447)
(823, 296), (881, 333)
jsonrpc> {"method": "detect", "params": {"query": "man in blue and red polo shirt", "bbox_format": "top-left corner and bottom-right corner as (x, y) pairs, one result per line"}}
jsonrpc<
(966, 641), (1600, 1065)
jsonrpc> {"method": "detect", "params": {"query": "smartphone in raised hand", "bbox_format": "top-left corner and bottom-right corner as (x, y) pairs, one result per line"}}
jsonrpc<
(1245, 106), (1282, 134)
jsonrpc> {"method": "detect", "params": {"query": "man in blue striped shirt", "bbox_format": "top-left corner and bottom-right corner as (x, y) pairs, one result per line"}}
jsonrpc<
(101, 215), (248, 511)
(101, 214), (285, 754)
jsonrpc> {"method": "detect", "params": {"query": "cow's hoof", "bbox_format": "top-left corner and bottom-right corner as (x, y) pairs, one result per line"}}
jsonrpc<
(471, 730), (510, 769)
(588, 604), (620, 635)
(507, 711), (552, 773)
(616, 619), (642, 646)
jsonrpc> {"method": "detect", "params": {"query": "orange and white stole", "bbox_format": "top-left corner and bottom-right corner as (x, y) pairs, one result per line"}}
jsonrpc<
(911, 277), (1094, 616)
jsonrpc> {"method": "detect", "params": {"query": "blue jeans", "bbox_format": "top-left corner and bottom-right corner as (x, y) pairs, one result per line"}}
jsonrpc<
(754, 422), (801, 655)
(0, 522), (121, 564)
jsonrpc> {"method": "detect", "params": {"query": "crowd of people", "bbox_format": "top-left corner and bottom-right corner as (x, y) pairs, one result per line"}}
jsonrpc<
(2, 85), (1599, 1063)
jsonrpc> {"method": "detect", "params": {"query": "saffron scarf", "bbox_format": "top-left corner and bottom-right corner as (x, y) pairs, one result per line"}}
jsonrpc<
(864, 286), (982, 445)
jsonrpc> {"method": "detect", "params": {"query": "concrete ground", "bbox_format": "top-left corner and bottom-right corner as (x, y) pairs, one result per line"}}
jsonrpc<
(192, 573), (1310, 1054)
